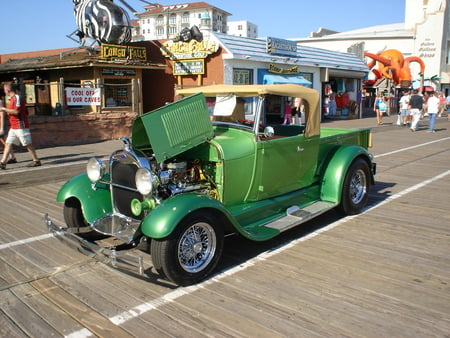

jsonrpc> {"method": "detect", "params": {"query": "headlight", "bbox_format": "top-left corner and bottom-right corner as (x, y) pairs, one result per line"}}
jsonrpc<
(86, 157), (105, 183)
(135, 168), (159, 196)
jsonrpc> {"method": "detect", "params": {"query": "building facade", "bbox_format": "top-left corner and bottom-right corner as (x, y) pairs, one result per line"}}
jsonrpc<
(293, 0), (450, 95)
(134, 2), (230, 41)
(227, 21), (258, 38)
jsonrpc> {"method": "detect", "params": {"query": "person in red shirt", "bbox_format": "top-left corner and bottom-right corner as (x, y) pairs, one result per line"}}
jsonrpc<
(0, 83), (40, 169)
(0, 99), (17, 164)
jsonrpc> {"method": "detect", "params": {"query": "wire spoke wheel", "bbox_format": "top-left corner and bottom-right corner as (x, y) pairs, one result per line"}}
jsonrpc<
(337, 158), (371, 215)
(178, 222), (217, 273)
(349, 168), (367, 205)
(151, 211), (224, 286)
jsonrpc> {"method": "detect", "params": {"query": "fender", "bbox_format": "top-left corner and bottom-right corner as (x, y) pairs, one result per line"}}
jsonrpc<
(141, 193), (236, 239)
(57, 173), (112, 223)
(320, 145), (371, 203)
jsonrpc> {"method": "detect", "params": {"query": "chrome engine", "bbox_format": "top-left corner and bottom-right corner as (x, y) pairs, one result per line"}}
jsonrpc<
(107, 142), (216, 218)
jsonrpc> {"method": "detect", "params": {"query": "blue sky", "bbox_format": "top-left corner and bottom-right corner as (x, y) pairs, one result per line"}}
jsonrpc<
(0, 0), (405, 54)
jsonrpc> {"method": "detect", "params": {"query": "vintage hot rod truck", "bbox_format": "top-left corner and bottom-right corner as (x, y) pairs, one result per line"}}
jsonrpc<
(47, 84), (376, 286)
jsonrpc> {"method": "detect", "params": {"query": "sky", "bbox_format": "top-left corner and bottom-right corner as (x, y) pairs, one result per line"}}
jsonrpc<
(0, 0), (406, 54)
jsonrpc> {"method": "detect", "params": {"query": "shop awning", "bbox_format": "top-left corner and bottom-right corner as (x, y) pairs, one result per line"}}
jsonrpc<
(263, 74), (312, 87)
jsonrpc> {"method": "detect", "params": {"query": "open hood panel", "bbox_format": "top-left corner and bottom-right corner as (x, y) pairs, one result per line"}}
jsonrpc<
(132, 93), (213, 162)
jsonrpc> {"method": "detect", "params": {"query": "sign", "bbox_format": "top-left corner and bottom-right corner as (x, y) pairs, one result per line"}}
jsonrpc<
(418, 38), (436, 59)
(269, 64), (299, 74)
(102, 68), (136, 76)
(65, 87), (101, 106)
(101, 44), (147, 62)
(161, 38), (219, 60)
(266, 37), (298, 57)
(173, 60), (205, 75)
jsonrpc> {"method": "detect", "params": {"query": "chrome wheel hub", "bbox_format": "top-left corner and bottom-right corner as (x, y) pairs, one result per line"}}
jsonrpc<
(350, 168), (367, 205)
(178, 222), (216, 273)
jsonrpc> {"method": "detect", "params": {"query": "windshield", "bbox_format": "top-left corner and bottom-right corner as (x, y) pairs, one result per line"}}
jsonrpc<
(206, 96), (256, 123)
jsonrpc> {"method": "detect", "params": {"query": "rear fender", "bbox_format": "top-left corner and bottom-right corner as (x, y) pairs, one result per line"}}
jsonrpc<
(57, 173), (112, 223)
(141, 193), (235, 239)
(321, 146), (371, 204)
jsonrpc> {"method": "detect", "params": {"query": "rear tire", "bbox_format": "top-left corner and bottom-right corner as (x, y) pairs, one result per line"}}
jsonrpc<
(337, 158), (370, 215)
(151, 210), (224, 286)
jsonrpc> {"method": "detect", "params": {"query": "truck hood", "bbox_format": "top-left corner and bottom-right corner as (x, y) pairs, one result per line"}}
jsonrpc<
(131, 93), (214, 162)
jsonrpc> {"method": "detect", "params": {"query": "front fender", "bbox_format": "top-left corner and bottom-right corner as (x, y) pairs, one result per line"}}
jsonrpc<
(321, 145), (371, 203)
(57, 173), (112, 223)
(141, 193), (233, 239)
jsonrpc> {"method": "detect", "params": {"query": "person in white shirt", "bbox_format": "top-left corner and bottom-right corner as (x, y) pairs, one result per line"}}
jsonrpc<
(426, 92), (440, 133)
(398, 91), (410, 126)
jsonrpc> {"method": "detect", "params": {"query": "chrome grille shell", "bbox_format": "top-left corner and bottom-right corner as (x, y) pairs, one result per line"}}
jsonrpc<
(108, 146), (151, 219)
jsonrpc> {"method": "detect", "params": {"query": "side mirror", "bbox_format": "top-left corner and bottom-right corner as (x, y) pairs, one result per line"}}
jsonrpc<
(263, 126), (274, 138)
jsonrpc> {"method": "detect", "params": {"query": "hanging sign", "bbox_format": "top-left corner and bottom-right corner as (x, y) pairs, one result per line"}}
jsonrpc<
(161, 39), (219, 60)
(269, 64), (299, 74)
(101, 44), (147, 62)
(65, 87), (101, 106)
(266, 37), (298, 57)
(173, 60), (205, 75)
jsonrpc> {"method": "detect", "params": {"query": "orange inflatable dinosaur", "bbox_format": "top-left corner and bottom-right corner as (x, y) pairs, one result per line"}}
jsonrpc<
(364, 49), (425, 85)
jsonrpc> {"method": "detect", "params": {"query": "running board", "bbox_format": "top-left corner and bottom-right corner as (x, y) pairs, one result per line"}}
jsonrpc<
(262, 201), (336, 232)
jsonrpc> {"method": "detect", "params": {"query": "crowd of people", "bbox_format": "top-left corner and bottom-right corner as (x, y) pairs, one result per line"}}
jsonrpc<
(391, 90), (449, 133)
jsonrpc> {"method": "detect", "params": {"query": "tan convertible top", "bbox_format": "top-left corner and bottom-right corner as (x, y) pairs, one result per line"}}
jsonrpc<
(176, 84), (320, 137)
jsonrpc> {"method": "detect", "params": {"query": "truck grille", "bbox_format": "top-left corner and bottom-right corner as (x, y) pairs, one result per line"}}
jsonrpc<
(110, 155), (143, 219)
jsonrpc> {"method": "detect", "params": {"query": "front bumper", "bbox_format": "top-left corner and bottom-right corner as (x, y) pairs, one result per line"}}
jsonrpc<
(45, 214), (145, 275)
(91, 213), (141, 243)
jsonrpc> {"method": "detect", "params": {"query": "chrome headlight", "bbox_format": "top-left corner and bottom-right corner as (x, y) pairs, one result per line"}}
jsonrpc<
(135, 168), (159, 196)
(86, 157), (105, 183)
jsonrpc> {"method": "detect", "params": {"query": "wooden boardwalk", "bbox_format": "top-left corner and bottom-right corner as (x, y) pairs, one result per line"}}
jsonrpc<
(0, 117), (449, 337)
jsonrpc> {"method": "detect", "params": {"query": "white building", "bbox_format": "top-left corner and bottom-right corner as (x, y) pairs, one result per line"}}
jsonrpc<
(227, 20), (258, 38)
(292, 0), (450, 94)
(134, 2), (231, 41)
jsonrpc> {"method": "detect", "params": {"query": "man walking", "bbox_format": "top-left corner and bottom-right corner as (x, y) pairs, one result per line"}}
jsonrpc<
(409, 89), (424, 132)
(0, 83), (41, 169)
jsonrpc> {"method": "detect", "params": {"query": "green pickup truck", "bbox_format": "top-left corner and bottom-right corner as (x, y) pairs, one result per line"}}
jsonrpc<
(47, 84), (376, 286)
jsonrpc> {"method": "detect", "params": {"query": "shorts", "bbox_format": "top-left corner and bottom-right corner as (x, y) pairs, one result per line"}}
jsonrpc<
(400, 109), (409, 117)
(6, 128), (33, 146)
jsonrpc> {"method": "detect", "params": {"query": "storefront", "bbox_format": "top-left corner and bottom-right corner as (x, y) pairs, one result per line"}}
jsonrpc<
(161, 32), (368, 122)
(0, 45), (166, 146)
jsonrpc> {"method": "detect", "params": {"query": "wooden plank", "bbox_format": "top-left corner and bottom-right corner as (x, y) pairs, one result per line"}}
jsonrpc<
(0, 248), (44, 279)
(10, 283), (88, 336)
(52, 264), (195, 337)
(31, 278), (134, 338)
(273, 243), (450, 335)
(188, 282), (323, 337)
(0, 259), (27, 290)
(0, 289), (60, 337)
(0, 309), (27, 338)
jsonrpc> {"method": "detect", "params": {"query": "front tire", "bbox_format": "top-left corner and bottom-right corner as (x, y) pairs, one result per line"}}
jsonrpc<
(151, 210), (224, 286)
(337, 158), (370, 215)
(63, 198), (105, 240)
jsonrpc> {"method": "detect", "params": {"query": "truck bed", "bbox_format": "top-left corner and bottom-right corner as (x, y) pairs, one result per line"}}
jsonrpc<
(320, 127), (372, 149)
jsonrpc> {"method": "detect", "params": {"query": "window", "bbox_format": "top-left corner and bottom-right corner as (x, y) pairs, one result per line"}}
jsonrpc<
(156, 15), (164, 25)
(299, 72), (313, 86)
(181, 12), (189, 23)
(233, 68), (253, 85)
(238, 25), (242, 30)
(169, 26), (177, 35)
(169, 13), (176, 25)
(156, 27), (165, 36)
(104, 80), (132, 107)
